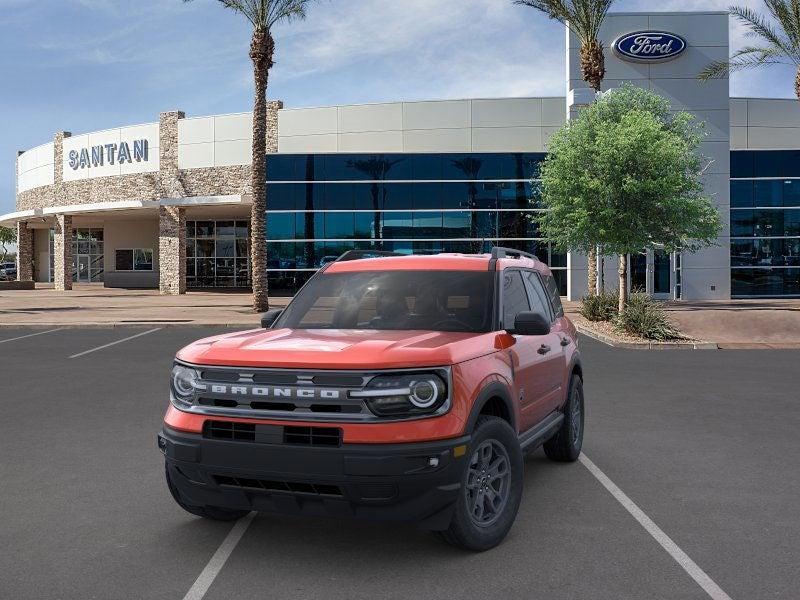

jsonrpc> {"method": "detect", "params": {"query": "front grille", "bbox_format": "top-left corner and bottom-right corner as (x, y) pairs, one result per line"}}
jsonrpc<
(284, 426), (342, 447)
(213, 475), (343, 497)
(203, 421), (342, 447)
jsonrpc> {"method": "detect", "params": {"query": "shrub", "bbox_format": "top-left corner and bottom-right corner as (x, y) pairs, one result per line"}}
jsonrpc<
(614, 293), (684, 340)
(580, 290), (619, 322)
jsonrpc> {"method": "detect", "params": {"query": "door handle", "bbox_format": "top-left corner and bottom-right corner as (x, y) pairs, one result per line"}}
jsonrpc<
(537, 344), (551, 355)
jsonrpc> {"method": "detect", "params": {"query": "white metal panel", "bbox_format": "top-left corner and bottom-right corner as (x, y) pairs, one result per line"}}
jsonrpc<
(179, 117), (214, 144)
(691, 109), (729, 143)
(403, 100), (471, 130)
(651, 46), (728, 79)
(747, 98), (800, 128)
(214, 113), (252, 142)
(648, 13), (729, 47)
(213, 139), (250, 166)
(471, 98), (542, 128)
(472, 127), (543, 152)
(649, 78), (729, 111)
(746, 127), (800, 149)
(730, 126), (748, 149)
(338, 103), (403, 133)
(278, 107), (338, 137)
(729, 99), (748, 127)
(178, 142), (214, 169)
(278, 134), (338, 153)
(542, 126), (560, 149)
(402, 128), (471, 152)
(541, 98), (566, 126)
(337, 131), (403, 152)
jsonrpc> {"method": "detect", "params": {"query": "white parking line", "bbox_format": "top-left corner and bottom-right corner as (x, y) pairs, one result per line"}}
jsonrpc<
(183, 512), (256, 600)
(580, 453), (733, 600)
(0, 329), (63, 344)
(68, 328), (162, 359)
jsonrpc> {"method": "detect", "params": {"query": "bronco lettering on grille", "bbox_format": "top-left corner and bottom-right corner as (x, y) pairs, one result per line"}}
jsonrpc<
(204, 384), (342, 400)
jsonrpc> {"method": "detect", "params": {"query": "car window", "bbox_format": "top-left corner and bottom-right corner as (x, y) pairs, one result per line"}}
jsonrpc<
(502, 271), (531, 329)
(522, 271), (553, 322)
(544, 273), (565, 318)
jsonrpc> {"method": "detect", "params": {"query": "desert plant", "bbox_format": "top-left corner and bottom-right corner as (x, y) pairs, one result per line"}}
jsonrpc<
(579, 289), (618, 321)
(614, 293), (683, 340)
(699, 2), (800, 100)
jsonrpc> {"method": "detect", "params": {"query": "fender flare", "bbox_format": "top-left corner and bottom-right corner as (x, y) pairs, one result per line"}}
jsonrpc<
(464, 381), (517, 434)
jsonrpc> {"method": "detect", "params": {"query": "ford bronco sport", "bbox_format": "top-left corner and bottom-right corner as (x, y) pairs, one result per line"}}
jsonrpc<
(160, 248), (584, 551)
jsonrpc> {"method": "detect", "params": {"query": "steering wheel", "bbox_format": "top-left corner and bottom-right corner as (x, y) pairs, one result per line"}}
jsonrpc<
(432, 318), (472, 331)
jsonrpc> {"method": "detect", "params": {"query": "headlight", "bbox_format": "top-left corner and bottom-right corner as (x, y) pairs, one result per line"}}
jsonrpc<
(351, 372), (448, 417)
(171, 363), (200, 406)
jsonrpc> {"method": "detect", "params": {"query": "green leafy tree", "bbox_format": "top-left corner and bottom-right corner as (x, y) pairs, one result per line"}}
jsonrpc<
(515, 0), (616, 294)
(0, 226), (15, 263)
(184, 0), (315, 311)
(699, 2), (800, 100)
(537, 85), (722, 313)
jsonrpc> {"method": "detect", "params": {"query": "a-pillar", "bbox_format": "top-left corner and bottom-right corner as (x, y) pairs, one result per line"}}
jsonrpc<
(159, 205), (186, 295)
(53, 214), (73, 291)
(16, 221), (33, 282)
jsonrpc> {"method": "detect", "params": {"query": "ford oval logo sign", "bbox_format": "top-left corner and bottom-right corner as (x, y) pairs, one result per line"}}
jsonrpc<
(613, 31), (687, 62)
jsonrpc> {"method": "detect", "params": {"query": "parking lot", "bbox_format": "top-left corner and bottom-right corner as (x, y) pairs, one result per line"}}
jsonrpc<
(1, 327), (798, 600)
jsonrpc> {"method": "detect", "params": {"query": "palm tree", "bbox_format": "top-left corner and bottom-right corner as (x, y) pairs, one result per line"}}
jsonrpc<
(515, 0), (615, 295)
(185, 0), (314, 312)
(699, 2), (800, 101)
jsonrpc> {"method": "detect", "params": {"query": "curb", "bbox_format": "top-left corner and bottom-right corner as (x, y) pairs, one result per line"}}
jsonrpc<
(576, 324), (718, 350)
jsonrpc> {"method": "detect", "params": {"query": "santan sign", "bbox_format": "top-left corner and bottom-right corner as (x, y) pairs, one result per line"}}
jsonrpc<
(613, 31), (687, 62)
(68, 139), (149, 170)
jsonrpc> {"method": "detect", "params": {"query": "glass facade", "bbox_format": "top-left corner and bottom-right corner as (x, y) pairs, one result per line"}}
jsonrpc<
(47, 228), (105, 283)
(731, 151), (800, 296)
(186, 220), (251, 288)
(264, 153), (567, 295)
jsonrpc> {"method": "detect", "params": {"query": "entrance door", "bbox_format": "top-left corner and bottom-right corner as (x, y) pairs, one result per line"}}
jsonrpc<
(626, 249), (674, 298)
(652, 249), (672, 298)
(77, 256), (90, 282)
(630, 252), (648, 293)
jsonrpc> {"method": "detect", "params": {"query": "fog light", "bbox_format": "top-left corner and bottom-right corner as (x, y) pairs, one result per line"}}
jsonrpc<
(428, 457), (439, 468)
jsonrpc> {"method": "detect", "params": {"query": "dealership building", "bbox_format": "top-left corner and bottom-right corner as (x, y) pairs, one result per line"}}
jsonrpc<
(4, 10), (800, 299)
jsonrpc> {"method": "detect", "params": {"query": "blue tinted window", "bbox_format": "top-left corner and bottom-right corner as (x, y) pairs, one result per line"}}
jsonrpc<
(324, 183), (353, 210)
(754, 151), (783, 177)
(266, 213), (295, 240)
(412, 154), (442, 179)
(267, 184), (298, 210)
(783, 180), (800, 207)
(355, 213), (377, 238)
(412, 182), (443, 209)
(413, 211), (443, 237)
(754, 180), (783, 207)
(730, 210), (753, 237)
(325, 213), (354, 239)
(382, 212), (413, 237)
(380, 183), (413, 210)
(443, 212), (472, 237)
(730, 151), (754, 178)
(266, 155), (297, 181)
(730, 181), (753, 208)
(441, 183), (470, 209)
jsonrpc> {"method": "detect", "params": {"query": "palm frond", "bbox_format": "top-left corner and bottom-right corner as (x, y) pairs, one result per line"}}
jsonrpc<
(764, 0), (800, 46)
(730, 5), (800, 64)
(515, 0), (616, 43)
(699, 46), (788, 80)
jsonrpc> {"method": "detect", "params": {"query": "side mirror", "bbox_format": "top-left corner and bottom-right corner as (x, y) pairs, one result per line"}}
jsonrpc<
(510, 311), (551, 336)
(260, 309), (283, 329)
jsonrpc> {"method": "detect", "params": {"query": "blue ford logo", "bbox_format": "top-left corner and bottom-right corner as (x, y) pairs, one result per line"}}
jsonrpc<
(613, 31), (686, 62)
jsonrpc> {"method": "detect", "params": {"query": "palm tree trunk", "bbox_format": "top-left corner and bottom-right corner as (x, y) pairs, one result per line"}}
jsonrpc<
(249, 29), (274, 312)
(580, 40), (605, 93)
(796, 68), (800, 102)
(618, 254), (628, 314)
(587, 247), (597, 296)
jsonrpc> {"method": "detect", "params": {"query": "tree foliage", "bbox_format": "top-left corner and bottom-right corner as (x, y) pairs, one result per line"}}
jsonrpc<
(0, 226), (15, 262)
(537, 84), (721, 258)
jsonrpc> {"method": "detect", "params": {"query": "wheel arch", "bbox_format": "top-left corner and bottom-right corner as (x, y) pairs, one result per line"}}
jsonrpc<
(465, 382), (517, 434)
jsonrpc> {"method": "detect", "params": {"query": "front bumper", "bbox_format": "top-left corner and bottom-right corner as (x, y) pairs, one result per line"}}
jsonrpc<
(159, 425), (470, 530)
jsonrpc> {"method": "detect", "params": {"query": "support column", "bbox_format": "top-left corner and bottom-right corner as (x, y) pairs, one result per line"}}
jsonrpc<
(159, 205), (185, 295)
(53, 214), (73, 291)
(16, 221), (33, 282)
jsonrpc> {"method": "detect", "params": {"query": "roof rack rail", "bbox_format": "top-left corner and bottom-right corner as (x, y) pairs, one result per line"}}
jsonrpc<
(335, 250), (405, 262)
(490, 247), (537, 261)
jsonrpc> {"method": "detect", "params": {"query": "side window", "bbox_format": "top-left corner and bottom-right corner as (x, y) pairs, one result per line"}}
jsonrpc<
(502, 271), (531, 328)
(522, 271), (553, 322)
(544, 273), (565, 318)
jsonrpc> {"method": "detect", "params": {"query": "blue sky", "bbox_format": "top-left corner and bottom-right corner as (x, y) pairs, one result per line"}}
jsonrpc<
(1, 0), (797, 215)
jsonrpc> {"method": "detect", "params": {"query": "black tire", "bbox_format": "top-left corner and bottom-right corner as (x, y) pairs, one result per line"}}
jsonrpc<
(543, 375), (584, 462)
(437, 416), (523, 551)
(165, 463), (249, 522)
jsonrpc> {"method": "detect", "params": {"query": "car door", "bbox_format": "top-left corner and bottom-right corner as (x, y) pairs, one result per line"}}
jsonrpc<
(521, 270), (566, 415)
(500, 269), (558, 433)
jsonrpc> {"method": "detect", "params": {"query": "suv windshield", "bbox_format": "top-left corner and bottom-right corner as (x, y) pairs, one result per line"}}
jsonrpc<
(276, 270), (495, 332)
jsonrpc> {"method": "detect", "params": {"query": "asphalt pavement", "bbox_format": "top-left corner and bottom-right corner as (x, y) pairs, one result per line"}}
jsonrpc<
(0, 327), (797, 600)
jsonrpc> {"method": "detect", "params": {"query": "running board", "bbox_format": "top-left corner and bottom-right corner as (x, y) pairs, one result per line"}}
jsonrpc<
(518, 412), (564, 452)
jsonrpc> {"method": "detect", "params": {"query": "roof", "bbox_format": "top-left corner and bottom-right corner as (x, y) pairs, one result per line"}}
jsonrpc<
(324, 251), (546, 274)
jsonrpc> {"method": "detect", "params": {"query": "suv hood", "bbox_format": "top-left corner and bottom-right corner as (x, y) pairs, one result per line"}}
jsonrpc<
(176, 328), (501, 370)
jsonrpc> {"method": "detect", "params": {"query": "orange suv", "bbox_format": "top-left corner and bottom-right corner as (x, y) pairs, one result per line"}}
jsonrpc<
(159, 248), (584, 550)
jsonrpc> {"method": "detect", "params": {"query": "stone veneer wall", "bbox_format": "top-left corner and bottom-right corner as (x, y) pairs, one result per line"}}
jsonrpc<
(158, 206), (186, 295)
(16, 222), (33, 281)
(53, 214), (73, 291)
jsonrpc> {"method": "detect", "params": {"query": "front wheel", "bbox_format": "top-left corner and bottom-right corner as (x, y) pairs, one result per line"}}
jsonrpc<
(437, 416), (523, 551)
(165, 463), (249, 522)
(543, 375), (584, 462)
